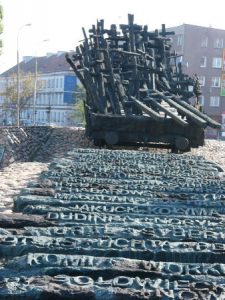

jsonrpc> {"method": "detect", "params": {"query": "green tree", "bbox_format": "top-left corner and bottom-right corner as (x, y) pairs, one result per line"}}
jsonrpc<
(1, 72), (35, 123)
(68, 84), (86, 125)
(0, 4), (3, 55)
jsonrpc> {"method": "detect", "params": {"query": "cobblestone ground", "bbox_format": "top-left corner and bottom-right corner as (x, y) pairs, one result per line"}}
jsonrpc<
(0, 162), (48, 213)
(0, 127), (224, 213)
(34, 127), (94, 162)
(0, 127), (94, 213)
(191, 139), (225, 171)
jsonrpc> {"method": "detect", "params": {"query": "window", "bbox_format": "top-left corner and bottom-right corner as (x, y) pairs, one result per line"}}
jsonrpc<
(37, 111), (40, 122)
(188, 85), (193, 92)
(211, 76), (221, 87)
(210, 96), (220, 107)
(221, 75), (225, 96)
(177, 35), (183, 46)
(53, 111), (57, 121)
(49, 94), (52, 104)
(214, 38), (223, 48)
(201, 37), (208, 48)
(55, 94), (58, 105)
(175, 56), (182, 64)
(44, 95), (47, 105)
(200, 56), (207, 67)
(60, 78), (63, 88)
(42, 111), (45, 122)
(198, 95), (204, 106)
(58, 94), (61, 105)
(57, 111), (61, 122)
(51, 93), (55, 105)
(198, 76), (205, 86)
(212, 57), (222, 68)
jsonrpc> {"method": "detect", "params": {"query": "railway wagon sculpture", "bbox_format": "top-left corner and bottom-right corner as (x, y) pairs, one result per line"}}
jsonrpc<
(66, 14), (220, 152)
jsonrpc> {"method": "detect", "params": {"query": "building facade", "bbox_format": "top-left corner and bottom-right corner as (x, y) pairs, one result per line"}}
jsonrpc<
(0, 51), (77, 126)
(169, 24), (225, 136)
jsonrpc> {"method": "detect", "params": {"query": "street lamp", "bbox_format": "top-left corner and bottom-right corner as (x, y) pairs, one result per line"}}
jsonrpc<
(33, 39), (50, 125)
(16, 23), (31, 127)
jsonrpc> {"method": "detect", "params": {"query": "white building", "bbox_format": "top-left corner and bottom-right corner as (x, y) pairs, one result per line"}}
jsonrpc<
(0, 51), (78, 126)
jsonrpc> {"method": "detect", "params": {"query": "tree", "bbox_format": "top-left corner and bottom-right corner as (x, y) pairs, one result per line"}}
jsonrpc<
(68, 84), (86, 125)
(1, 72), (35, 124)
(0, 4), (3, 55)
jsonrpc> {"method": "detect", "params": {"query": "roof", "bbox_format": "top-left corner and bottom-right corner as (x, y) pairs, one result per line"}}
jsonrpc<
(1, 52), (72, 77)
(169, 23), (225, 33)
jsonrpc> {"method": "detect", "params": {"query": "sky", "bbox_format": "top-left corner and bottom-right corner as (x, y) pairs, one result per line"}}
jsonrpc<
(0, 0), (225, 73)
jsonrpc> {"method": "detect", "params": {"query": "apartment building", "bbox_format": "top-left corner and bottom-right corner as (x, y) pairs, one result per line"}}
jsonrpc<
(169, 24), (225, 136)
(0, 51), (77, 126)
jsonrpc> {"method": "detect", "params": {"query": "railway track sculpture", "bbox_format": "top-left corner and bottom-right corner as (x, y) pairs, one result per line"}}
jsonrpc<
(0, 148), (225, 299)
(66, 14), (220, 152)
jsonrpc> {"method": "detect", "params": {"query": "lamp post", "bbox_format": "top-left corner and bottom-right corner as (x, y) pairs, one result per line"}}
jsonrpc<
(16, 23), (31, 127)
(33, 39), (49, 125)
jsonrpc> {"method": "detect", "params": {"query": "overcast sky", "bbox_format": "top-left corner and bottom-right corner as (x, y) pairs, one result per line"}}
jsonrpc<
(0, 0), (225, 73)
